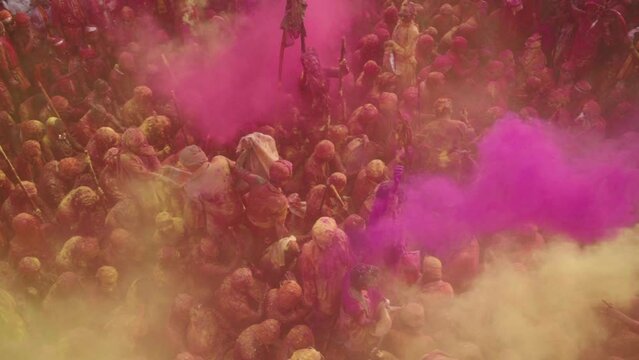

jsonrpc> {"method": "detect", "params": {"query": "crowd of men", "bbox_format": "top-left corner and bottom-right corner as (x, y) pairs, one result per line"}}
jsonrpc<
(0, 0), (639, 359)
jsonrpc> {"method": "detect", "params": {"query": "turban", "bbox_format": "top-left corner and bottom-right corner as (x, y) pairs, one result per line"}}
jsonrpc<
(365, 159), (386, 180)
(424, 26), (438, 38)
(399, 3), (417, 17)
(311, 217), (338, 249)
(179, 145), (207, 170)
(18, 257), (41, 275)
(122, 128), (155, 156)
(72, 236), (100, 260)
(431, 55), (453, 73)
(379, 92), (398, 114)
(13, 181), (37, 199)
(109, 228), (134, 247)
(12, 213), (39, 234)
(269, 160), (293, 184)
(422, 256), (443, 281)
(94, 127), (120, 148)
(328, 125), (348, 144)
(425, 72), (444, 87)
(276, 280), (303, 307)
(256, 319), (281, 343)
(22, 140), (41, 157)
(46, 117), (65, 133)
(363, 60), (381, 76)
(375, 27), (390, 43)
(360, 34), (380, 49)
(383, 6), (399, 25)
(313, 140), (335, 161)
(96, 266), (118, 284)
(51, 96), (69, 112)
(59, 157), (83, 180)
(73, 186), (99, 208)
(133, 85), (152, 100)
(285, 324), (315, 349)
(328, 172), (347, 189)
(451, 36), (468, 53)
(230, 267), (253, 290)
(343, 214), (366, 233)
(360, 103), (379, 121)
(417, 34), (435, 52)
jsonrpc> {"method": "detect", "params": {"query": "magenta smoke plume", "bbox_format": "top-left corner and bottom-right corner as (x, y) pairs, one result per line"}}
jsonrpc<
(388, 117), (639, 255)
(172, 0), (358, 143)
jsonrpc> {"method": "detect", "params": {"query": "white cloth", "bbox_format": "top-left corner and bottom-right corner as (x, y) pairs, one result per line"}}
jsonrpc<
(261, 236), (297, 269)
(184, 156), (243, 234)
(236, 132), (279, 179)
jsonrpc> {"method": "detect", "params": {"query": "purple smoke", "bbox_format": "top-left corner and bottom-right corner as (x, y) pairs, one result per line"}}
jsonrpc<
(390, 117), (639, 255)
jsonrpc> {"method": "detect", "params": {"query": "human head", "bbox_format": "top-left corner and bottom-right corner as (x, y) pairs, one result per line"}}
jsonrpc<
(379, 92), (398, 116)
(12, 213), (40, 238)
(399, 3), (416, 22)
(230, 267), (254, 292)
(94, 127), (120, 150)
(255, 319), (281, 344)
(285, 324), (315, 351)
(18, 256), (41, 278)
(311, 217), (338, 249)
(269, 160), (293, 186)
(73, 186), (99, 209)
(422, 256), (443, 282)
(178, 145), (207, 172)
(350, 264), (380, 291)
(363, 60), (381, 77)
(117, 52), (135, 73)
(313, 140), (336, 162)
(122, 128), (155, 156)
(96, 266), (119, 293)
(58, 157), (84, 181)
(276, 280), (303, 311)
(434, 98), (453, 117)
(328, 172), (347, 192)
(21, 140), (41, 159)
(365, 159), (386, 181)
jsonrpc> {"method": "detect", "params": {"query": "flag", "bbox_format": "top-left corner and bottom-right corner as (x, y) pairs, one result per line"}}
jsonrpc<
(280, 0), (307, 47)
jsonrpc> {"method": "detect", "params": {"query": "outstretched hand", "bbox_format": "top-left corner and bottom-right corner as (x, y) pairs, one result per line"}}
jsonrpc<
(393, 164), (404, 184)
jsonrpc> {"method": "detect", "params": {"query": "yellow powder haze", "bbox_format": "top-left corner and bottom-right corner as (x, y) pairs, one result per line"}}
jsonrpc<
(430, 228), (639, 359)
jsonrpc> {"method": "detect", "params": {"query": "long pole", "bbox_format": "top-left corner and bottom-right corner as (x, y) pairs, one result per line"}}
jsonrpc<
(338, 36), (347, 122)
(0, 144), (46, 220)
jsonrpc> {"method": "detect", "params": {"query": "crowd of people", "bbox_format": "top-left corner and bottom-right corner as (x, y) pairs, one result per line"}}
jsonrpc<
(0, 0), (639, 359)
